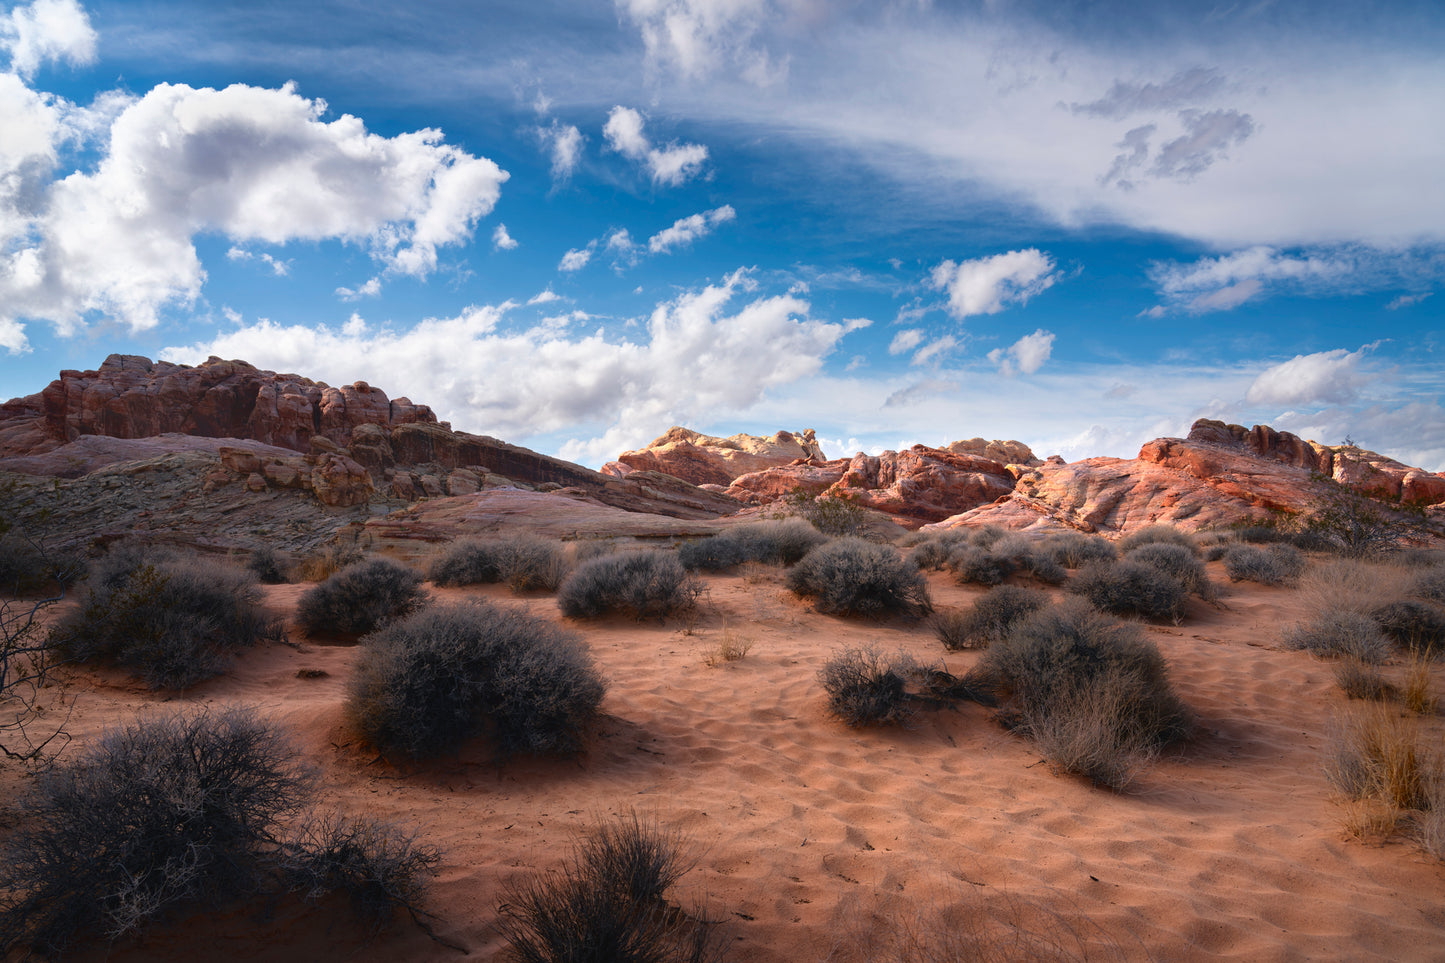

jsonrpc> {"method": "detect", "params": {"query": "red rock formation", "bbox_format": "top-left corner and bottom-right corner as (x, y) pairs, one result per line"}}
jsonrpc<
(1, 355), (740, 520)
(926, 419), (1445, 534)
(723, 444), (1020, 523)
(602, 426), (827, 487)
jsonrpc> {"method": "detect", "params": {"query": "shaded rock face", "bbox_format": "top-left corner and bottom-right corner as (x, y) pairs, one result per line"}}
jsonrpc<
(723, 444), (1020, 524)
(601, 426), (827, 487)
(1, 355), (741, 521)
(924, 418), (1445, 534)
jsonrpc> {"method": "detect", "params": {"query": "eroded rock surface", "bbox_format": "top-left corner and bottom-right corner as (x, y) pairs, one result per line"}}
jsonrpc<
(602, 426), (827, 487)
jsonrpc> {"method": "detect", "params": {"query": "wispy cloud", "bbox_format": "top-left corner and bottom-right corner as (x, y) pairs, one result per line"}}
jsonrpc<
(603, 106), (709, 186)
(648, 205), (735, 253)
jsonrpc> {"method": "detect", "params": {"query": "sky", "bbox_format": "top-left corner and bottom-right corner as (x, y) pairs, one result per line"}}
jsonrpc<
(0, 0), (1442, 471)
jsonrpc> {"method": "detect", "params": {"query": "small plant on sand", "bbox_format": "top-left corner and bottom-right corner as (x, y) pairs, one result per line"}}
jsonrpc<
(946, 546), (1017, 586)
(296, 557), (428, 638)
(933, 585), (1048, 652)
(787, 538), (931, 618)
(348, 601), (607, 759)
(1325, 704), (1442, 849)
(246, 544), (289, 584)
(50, 548), (276, 689)
(1401, 649), (1437, 715)
(702, 628), (753, 667)
(1037, 532), (1118, 569)
(558, 550), (701, 621)
(496, 811), (722, 963)
(967, 598), (1191, 789)
(1370, 599), (1445, 655)
(818, 646), (922, 727)
(1066, 559), (1189, 623)
(0, 707), (440, 959)
(678, 519), (827, 572)
(1220, 543), (1306, 586)
(1333, 657), (1395, 701)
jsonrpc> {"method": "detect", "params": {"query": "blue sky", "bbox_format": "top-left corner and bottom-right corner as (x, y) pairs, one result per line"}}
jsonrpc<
(1, 0), (1442, 470)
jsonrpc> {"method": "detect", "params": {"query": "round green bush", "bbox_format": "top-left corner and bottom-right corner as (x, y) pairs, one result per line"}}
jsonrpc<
(786, 538), (931, 617)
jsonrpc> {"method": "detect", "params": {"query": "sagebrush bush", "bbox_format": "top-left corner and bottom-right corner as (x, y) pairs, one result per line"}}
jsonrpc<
(496, 812), (721, 963)
(1124, 543), (1214, 598)
(429, 537), (569, 592)
(907, 531), (971, 570)
(245, 545), (289, 584)
(677, 519), (826, 572)
(0, 535), (84, 594)
(1333, 658), (1394, 701)
(786, 538), (931, 618)
(0, 707), (438, 958)
(1282, 609), (1392, 663)
(1037, 532), (1118, 569)
(968, 598), (1191, 788)
(935, 585), (1049, 651)
(51, 550), (274, 688)
(348, 602), (607, 758)
(1116, 524), (1199, 556)
(947, 546), (1017, 586)
(1371, 600), (1445, 655)
(818, 646), (920, 727)
(558, 551), (701, 620)
(1409, 566), (1445, 604)
(1067, 559), (1188, 622)
(296, 557), (428, 638)
(295, 542), (366, 582)
(1220, 543), (1306, 586)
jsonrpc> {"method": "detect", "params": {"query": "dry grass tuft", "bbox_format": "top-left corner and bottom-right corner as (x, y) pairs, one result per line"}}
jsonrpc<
(1325, 704), (1442, 854)
(1401, 648), (1438, 715)
(702, 628), (753, 667)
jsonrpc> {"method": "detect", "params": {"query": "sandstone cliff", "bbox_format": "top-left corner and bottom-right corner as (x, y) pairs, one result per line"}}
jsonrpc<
(600, 426), (827, 487)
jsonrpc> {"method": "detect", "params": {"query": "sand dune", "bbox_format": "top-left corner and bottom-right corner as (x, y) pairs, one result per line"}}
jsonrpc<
(8, 559), (1443, 962)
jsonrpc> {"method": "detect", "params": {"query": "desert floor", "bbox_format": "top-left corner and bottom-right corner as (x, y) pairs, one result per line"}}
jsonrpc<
(6, 558), (1444, 962)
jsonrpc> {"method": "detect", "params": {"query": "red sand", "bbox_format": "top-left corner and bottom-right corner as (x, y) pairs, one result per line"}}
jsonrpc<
(9, 560), (1444, 962)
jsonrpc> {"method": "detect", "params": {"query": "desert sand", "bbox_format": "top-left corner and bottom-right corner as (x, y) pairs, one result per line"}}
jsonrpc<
(7, 557), (1444, 962)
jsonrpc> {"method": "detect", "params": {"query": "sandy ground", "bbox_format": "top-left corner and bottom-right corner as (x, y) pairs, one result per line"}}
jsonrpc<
(6, 559), (1444, 962)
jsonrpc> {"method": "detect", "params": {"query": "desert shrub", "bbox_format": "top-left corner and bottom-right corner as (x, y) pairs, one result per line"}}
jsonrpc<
(0, 707), (438, 958)
(676, 534), (749, 572)
(968, 598), (1191, 788)
(935, 585), (1049, 651)
(1333, 658), (1395, 701)
(558, 551), (701, 621)
(246, 545), (289, 584)
(786, 538), (931, 618)
(1409, 567), (1445, 604)
(1304, 473), (1433, 559)
(429, 538), (504, 586)
(1037, 532), (1118, 569)
(296, 557), (428, 638)
(1124, 543), (1213, 598)
(1014, 552), (1068, 586)
(348, 602), (606, 758)
(1066, 559), (1188, 622)
(496, 812), (721, 963)
(727, 518), (828, 566)
(572, 540), (619, 564)
(430, 537), (568, 593)
(1325, 704), (1439, 823)
(1282, 609), (1392, 663)
(1221, 543), (1306, 585)
(1371, 600), (1445, 655)
(295, 542), (366, 582)
(1298, 558), (1407, 616)
(947, 547), (1016, 586)
(818, 646), (921, 727)
(1116, 524), (1199, 556)
(51, 551), (274, 689)
(0, 534), (84, 594)
(278, 812), (441, 932)
(907, 531), (970, 571)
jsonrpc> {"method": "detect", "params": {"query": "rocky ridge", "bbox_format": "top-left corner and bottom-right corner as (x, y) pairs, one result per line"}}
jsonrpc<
(600, 426), (826, 487)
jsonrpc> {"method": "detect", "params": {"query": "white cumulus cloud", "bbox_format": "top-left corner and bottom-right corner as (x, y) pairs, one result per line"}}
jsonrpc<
(0, 80), (508, 340)
(1, 0), (95, 78)
(603, 105), (709, 186)
(928, 249), (1059, 320)
(558, 243), (595, 272)
(543, 121), (583, 181)
(987, 328), (1055, 376)
(648, 204), (735, 253)
(492, 223), (518, 250)
(162, 268), (854, 465)
(1245, 345), (1375, 406)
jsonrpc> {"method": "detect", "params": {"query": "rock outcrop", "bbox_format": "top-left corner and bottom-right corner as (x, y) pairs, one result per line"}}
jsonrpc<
(601, 426), (827, 487)
(925, 419), (1445, 534)
(945, 437), (1041, 467)
(722, 443), (1023, 524)
(0, 354), (740, 520)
